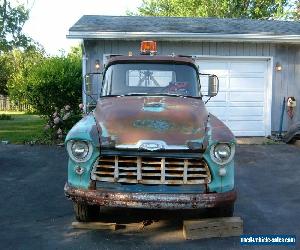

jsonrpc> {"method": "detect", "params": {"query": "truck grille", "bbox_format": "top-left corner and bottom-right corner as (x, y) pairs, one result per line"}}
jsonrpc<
(91, 156), (211, 185)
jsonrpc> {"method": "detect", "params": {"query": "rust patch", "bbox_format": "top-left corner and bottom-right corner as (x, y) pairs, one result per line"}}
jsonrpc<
(64, 183), (236, 209)
(88, 180), (96, 190)
(94, 96), (208, 147)
(209, 114), (235, 142)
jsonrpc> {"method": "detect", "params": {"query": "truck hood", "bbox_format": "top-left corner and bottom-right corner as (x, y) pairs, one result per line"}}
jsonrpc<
(94, 96), (209, 150)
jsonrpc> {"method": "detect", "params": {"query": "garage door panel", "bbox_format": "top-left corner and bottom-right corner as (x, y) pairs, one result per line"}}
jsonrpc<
(203, 92), (227, 102)
(207, 107), (227, 119)
(230, 73), (265, 78)
(199, 62), (228, 76)
(229, 106), (264, 116)
(211, 92), (227, 102)
(232, 131), (266, 136)
(230, 77), (265, 90)
(200, 69), (228, 76)
(230, 92), (264, 102)
(229, 102), (264, 107)
(206, 101), (227, 107)
(197, 59), (268, 136)
(229, 116), (264, 121)
(230, 62), (266, 73)
(227, 120), (265, 131)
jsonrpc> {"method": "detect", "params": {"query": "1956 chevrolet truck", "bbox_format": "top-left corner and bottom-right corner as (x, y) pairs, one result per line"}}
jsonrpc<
(64, 41), (236, 222)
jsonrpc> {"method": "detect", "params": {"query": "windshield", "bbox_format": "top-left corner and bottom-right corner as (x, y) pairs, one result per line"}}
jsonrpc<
(101, 63), (200, 97)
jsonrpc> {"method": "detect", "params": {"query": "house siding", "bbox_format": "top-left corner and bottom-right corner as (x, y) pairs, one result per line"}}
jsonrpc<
(84, 40), (300, 132)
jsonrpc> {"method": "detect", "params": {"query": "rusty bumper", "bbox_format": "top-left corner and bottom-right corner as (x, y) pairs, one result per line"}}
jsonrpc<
(64, 183), (236, 209)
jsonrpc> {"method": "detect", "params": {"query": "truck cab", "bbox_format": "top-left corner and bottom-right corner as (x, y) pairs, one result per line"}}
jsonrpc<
(64, 41), (236, 221)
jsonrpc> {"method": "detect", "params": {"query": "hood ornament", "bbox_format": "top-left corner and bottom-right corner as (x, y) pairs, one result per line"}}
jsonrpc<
(138, 140), (165, 151)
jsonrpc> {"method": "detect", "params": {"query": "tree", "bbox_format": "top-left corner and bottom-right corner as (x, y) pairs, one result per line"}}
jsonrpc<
(0, 0), (31, 52)
(292, 0), (300, 19)
(0, 52), (12, 94)
(7, 47), (45, 100)
(132, 0), (290, 20)
(8, 47), (82, 117)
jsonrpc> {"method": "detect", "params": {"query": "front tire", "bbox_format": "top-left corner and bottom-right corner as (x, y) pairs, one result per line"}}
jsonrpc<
(73, 202), (100, 222)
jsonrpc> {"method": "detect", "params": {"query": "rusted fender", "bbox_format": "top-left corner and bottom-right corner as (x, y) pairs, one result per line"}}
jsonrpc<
(65, 183), (236, 209)
(65, 114), (100, 147)
(208, 114), (235, 143)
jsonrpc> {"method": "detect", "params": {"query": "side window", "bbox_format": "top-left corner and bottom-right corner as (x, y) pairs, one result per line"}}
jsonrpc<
(102, 67), (112, 95)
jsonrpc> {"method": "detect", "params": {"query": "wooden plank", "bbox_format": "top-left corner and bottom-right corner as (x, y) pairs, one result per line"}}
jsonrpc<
(183, 217), (243, 240)
(72, 222), (117, 230)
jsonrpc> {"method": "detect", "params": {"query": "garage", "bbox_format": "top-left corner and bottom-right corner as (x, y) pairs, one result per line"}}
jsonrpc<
(69, 15), (300, 135)
(197, 59), (271, 136)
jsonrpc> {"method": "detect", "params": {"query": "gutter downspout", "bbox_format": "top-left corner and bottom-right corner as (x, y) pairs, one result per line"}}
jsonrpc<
(81, 42), (88, 113)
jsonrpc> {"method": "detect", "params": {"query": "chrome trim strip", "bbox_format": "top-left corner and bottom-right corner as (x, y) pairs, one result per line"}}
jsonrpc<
(115, 140), (189, 151)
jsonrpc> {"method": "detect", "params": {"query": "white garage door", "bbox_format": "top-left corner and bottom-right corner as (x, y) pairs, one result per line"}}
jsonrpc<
(197, 59), (270, 136)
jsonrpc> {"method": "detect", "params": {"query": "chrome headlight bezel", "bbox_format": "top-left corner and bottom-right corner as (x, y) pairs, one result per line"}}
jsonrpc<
(210, 143), (235, 165)
(67, 140), (93, 163)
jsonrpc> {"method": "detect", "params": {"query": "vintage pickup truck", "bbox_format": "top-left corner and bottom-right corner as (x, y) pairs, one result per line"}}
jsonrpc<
(64, 41), (236, 222)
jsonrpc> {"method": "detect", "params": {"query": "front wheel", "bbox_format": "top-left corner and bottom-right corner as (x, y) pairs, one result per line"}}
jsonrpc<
(206, 203), (234, 218)
(73, 202), (100, 222)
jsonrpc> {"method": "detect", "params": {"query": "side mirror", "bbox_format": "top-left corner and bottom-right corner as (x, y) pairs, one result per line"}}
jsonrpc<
(208, 75), (219, 97)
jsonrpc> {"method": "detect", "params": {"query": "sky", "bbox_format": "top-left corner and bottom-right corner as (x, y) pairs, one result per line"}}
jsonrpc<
(20, 0), (142, 55)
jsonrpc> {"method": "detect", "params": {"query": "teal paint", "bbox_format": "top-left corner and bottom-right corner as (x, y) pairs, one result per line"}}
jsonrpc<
(204, 120), (235, 192)
(66, 112), (236, 193)
(65, 113), (100, 189)
(142, 106), (165, 112)
(99, 122), (109, 137)
(204, 152), (234, 192)
(133, 119), (175, 132)
(65, 114), (100, 147)
(67, 153), (99, 189)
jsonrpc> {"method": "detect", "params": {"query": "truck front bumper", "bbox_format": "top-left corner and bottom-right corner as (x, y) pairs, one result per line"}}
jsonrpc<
(65, 183), (236, 209)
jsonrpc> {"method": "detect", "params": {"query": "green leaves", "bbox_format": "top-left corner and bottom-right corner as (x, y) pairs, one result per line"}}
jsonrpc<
(0, 0), (32, 52)
(24, 55), (82, 117)
(6, 46), (82, 120)
(134, 0), (290, 20)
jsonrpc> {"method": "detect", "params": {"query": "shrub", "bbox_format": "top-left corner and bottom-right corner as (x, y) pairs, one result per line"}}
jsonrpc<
(8, 46), (83, 142)
(24, 54), (82, 118)
(44, 104), (84, 141)
(0, 114), (13, 120)
(7, 48), (45, 104)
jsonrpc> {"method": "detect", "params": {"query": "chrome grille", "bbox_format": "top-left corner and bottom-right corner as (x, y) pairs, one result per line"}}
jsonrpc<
(92, 156), (211, 185)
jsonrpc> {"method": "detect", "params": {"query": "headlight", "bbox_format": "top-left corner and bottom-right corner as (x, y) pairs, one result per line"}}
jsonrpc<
(67, 140), (93, 162)
(210, 143), (235, 165)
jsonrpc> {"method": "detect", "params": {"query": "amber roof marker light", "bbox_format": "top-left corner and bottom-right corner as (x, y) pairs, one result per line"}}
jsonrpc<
(140, 41), (157, 55)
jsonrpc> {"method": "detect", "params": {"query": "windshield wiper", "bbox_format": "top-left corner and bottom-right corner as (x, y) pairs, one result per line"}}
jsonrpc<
(122, 92), (198, 98)
(149, 93), (201, 99)
(119, 93), (149, 96)
(101, 94), (120, 97)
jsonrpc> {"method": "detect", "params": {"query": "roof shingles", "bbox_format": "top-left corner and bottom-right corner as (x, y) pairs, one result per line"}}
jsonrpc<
(69, 15), (300, 36)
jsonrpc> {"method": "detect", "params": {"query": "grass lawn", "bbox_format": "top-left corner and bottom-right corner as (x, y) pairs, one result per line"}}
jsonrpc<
(0, 111), (45, 144)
